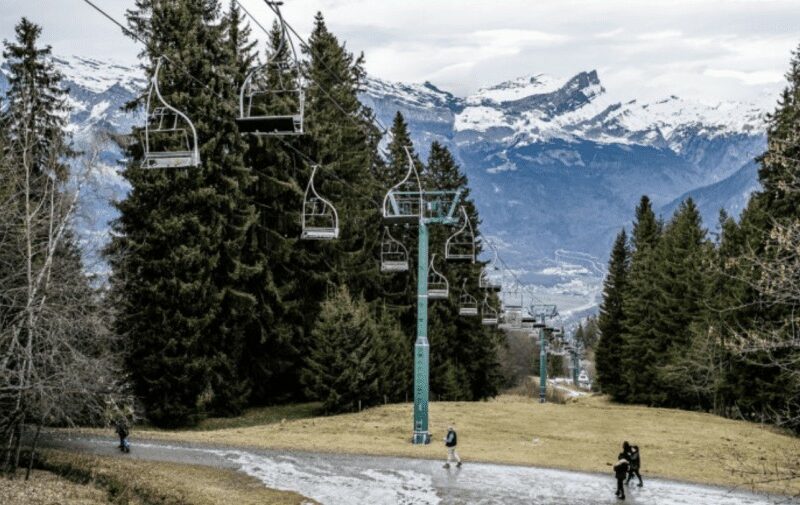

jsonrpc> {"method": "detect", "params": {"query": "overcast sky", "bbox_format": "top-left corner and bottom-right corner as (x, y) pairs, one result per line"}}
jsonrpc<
(2, 0), (799, 107)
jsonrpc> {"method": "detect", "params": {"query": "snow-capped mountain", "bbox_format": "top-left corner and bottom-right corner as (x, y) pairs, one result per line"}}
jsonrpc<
(363, 70), (765, 249)
(0, 55), (768, 315)
(362, 70), (766, 315)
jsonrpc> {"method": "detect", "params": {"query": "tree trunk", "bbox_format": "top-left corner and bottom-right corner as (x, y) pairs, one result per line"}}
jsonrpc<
(11, 415), (24, 478)
(25, 423), (41, 481)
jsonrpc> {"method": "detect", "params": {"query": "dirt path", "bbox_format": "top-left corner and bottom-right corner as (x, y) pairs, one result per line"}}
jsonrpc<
(42, 433), (793, 505)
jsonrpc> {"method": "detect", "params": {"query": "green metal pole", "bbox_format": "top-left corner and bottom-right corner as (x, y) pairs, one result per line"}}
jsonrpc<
(539, 318), (547, 403)
(572, 344), (580, 386)
(412, 220), (430, 444)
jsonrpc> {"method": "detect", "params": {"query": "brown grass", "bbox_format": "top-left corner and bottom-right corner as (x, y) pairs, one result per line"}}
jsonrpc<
(80, 394), (800, 496)
(39, 450), (313, 505)
(0, 470), (109, 505)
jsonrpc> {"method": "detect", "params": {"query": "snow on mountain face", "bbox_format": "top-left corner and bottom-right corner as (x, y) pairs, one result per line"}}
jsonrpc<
(467, 74), (562, 105)
(451, 69), (764, 150)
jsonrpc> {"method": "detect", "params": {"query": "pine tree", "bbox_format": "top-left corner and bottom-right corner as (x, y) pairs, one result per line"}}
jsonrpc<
(595, 229), (629, 399)
(110, 0), (257, 426)
(619, 196), (662, 403)
(648, 199), (709, 406)
(1, 18), (73, 184)
(302, 286), (381, 413)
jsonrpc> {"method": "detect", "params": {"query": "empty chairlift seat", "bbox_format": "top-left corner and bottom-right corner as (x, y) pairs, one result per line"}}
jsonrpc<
(481, 295), (499, 326)
(445, 206), (475, 262)
(427, 254), (449, 299)
(383, 146), (423, 223)
(458, 280), (479, 317)
(237, 10), (305, 136)
(381, 228), (409, 272)
(141, 58), (200, 169)
(301, 166), (339, 240)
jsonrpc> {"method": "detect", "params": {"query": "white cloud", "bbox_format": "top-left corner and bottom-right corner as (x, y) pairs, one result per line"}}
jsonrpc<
(595, 28), (624, 39)
(2, 0), (799, 105)
(636, 30), (683, 41)
(704, 68), (785, 85)
(472, 29), (569, 47)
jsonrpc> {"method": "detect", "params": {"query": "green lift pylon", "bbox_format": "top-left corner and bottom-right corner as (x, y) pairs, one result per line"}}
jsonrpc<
(571, 336), (581, 386)
(530, 304), (557, 403)
(381, 147), (461, 444)
(411, 192), (461, 444)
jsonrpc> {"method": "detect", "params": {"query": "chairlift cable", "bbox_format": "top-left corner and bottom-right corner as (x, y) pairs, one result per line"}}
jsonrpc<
(259, 0), (393, 136)
(78, 0), (226, 101)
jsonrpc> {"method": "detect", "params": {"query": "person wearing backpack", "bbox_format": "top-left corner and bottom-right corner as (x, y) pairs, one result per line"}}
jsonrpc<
(443, 425), (462, 469)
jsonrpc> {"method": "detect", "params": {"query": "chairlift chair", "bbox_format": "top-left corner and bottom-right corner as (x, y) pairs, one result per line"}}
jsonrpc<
(427, 254), (449, 299)
(445, 206), (475, 262)
(458, 280), (478, 316)
(503, 282), (524, 312)
(481, 295), (498, 326)
(380, 228), (409, 272)
(382, 147), (423, 223)
(237, 5), (305, 136)
(479, 247), (502, 291)
(521, 314), (537, 329)
(141, 58), (201, 169)
(300, 165), (339, 240)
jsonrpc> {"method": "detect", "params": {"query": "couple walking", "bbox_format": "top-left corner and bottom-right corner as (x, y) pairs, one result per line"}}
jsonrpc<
(612, 441), (643, 500)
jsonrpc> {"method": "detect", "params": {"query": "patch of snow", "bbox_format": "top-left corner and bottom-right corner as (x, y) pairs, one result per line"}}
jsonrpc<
(486, 161), (518, 174)
(454, 106), (509, 132)
(467, 73), (562, 105)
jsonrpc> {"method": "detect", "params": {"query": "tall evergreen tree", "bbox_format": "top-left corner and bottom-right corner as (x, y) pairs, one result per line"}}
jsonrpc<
(619, 196), (662, 403)
(1, 18), (73, 184)
(110, 0), (257, 426)
(596, 229), (629, 399)
(648, 199), (709, 406)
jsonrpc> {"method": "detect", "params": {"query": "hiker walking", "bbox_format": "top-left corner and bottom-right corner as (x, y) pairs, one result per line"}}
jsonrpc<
(613, 443), (630, 500)
(443, 425), (462, 469)
(625, 442), (643, 487)
(115, 418), (130, 453)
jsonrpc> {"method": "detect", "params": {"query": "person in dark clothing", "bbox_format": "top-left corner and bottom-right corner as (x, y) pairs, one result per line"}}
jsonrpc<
(115, 419), (129, 453)
(613, 450), (630, 500)
(443, 425), (461, 468)
(626, 444), (643, 487)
